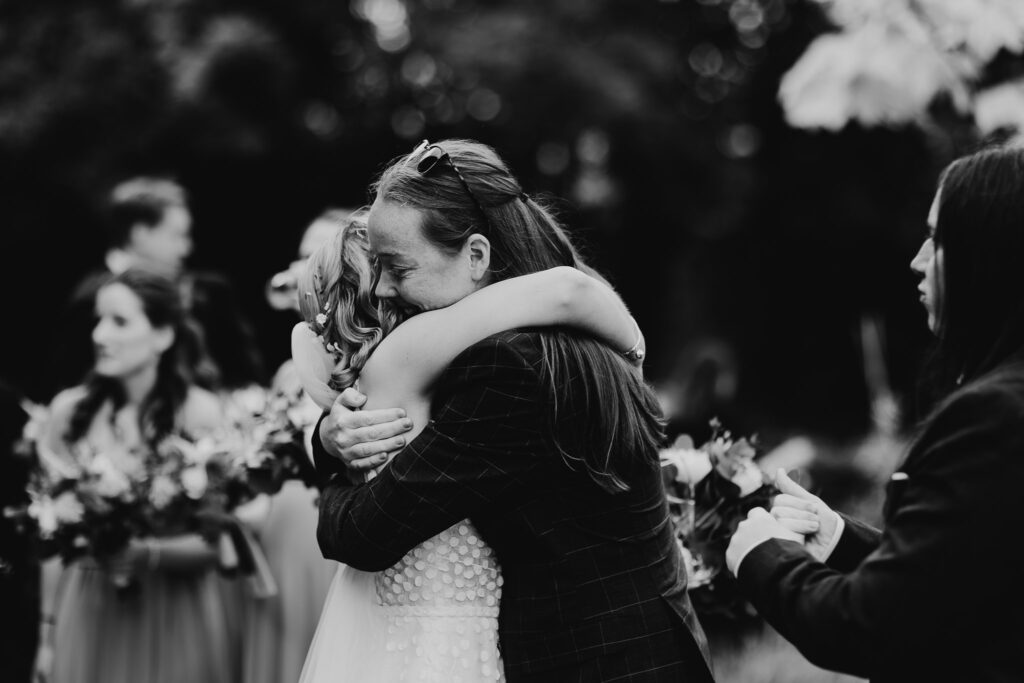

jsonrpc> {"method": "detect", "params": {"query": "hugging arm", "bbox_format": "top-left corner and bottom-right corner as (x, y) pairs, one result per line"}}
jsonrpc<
(316, 337), (546, 570)
(369, 265), (641, 397)
(735, 387), (1024, 677)
(314, 266), (641, 468)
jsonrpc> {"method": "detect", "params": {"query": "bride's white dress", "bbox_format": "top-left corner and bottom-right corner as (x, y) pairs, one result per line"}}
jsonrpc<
(298, 519), (504, 683)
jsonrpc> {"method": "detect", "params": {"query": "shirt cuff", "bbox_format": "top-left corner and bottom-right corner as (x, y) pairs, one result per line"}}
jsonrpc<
(821, 512), (845, 561)
(731, 537), (773, 576)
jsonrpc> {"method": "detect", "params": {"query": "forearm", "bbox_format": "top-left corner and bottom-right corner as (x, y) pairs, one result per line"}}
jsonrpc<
(318, 339), (546, 569)
(554, 267), (639, 353)
(316, 476), (412, 571)
(741, 541), (885, 676)
(313, 412), (350, 488)
(826, 513), (880, 572)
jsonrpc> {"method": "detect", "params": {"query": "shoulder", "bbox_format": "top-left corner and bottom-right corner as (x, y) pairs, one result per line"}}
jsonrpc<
(180, 386), (225, 435)
(929, 365), (1024, 430)
(910, 364), (1024, 468)
(429, 331), (548, 400)
(446, 330), (546, 373)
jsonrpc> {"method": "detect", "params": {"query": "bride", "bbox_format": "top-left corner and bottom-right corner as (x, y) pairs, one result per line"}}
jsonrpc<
(293, 209), (643, 682)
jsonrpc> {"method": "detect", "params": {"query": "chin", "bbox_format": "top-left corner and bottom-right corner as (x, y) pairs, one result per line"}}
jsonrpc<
(93, 364), (121, 378)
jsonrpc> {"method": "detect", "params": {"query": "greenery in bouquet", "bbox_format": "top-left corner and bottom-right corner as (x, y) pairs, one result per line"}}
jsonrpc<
(225, 385), (321, 495)
(660, 418), (777, 623)
(5, 403), (255, 568)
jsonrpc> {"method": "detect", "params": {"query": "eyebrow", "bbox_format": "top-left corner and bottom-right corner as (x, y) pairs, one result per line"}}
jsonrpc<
(376, 250), (415, 264)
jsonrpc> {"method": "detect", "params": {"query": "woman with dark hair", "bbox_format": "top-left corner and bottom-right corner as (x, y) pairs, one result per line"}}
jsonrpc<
(726, 144), (1024, 682)
(36, 268), (237, 683)
(306, 139), (713, 682)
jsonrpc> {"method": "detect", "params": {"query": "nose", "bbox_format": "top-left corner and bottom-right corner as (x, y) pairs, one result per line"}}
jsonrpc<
(375, 272), (396, 300)
(910, 238), (933, 275)
(92, 318), (110, 345)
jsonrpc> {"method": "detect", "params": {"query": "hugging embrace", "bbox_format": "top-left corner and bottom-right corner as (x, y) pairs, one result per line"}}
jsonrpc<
(292, 139), (714, 682)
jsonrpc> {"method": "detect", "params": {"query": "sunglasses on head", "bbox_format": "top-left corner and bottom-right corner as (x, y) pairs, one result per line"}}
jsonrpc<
(412, 139), (491, 234)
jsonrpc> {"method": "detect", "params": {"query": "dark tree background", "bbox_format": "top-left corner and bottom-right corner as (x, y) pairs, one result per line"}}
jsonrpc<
(0, 0), (947, 446)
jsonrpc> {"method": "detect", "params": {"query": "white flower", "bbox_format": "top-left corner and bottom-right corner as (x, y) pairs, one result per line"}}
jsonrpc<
(27, 496), (58, 538)
(779, 23), (971, 130)
(731, 460), (765, 497)
(974, 79), (1024, 135)
(920, 0), (1024, 63)
(185, 437), (220, 466)
(149, 474), (179, 510)
(660, 448), (713, 485)
(287, 400), (321, 430)
(87, 454), (132, 499)
(52, 491), (85, 524)
(20, 401), (50, 443)
(181, 465), (209, 500)
(315, 313), (328, 327)
(231, 386), (268, 416)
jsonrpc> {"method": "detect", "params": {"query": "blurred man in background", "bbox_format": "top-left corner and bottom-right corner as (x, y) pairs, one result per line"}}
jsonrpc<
(46, 176), (264, 396)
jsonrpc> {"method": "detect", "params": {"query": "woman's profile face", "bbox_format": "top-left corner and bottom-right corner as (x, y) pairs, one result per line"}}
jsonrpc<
(911, 189), (943, 334)
(92, 283), (172, 379)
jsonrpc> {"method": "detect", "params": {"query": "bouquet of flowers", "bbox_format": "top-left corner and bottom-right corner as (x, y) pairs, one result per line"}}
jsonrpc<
(224, 384), (322, 495)
(660, 418), (777, 622)
(6, 403), (255, 570)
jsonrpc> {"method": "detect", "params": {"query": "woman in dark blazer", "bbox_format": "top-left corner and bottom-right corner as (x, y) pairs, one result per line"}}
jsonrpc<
(726, 144), (1024, 683)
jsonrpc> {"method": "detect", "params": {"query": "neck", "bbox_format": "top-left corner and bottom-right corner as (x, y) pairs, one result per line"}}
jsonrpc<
(121, 363), (159, 406)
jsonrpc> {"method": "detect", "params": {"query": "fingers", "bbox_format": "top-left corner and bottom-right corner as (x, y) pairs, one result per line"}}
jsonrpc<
(351, 409), (410, 429)
(347, 452), (390, 471)
(772, 493), (818, 514)
(772, 504), (819, 522)
(772, 504), (821, 535)
(776, 518), (820, 535)
(775, 468), (815, 500)
(354, 417), (413, 441)
(747, 507), (771, 520)
(338, 387), (367, 409)
(350, 435), (409, 460)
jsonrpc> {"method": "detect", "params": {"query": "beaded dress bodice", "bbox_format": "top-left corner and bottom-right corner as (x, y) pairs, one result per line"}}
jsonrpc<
(374, 520), (504, 682)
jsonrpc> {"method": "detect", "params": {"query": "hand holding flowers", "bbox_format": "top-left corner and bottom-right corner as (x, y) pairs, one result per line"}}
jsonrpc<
(660, 419), (777, 621)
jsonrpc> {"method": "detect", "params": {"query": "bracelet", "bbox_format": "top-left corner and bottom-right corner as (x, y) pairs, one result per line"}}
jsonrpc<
(146, 539), (161, 571)
(622, 320), (645, 363)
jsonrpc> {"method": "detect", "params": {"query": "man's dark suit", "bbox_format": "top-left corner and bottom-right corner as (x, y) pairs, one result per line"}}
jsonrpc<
(737, 365), (1024, 683)
(314, 331), (714, 682)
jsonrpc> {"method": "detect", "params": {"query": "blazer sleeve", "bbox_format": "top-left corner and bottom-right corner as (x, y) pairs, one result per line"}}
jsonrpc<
(736, 383), (1024, 678)
(311, 412), (350, 489)
(826, 513), (881, 573)
(315, 336), (548, 571)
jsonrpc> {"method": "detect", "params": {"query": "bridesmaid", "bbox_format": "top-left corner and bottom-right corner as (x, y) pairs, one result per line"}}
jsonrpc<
(38, 268), (238, 683)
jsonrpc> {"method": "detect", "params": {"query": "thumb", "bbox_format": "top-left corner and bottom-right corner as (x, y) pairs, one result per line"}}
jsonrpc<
(338, 387), (367, 409)
(776, 468), (813, 500)
(747, 507), (771, 521)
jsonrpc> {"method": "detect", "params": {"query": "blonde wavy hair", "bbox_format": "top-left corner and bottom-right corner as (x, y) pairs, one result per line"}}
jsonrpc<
(298, 208), (399, 390)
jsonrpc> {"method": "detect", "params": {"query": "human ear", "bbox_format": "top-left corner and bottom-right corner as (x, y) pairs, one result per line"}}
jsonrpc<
(153, 327), (175, 355)
(465, 233), (491, 282)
